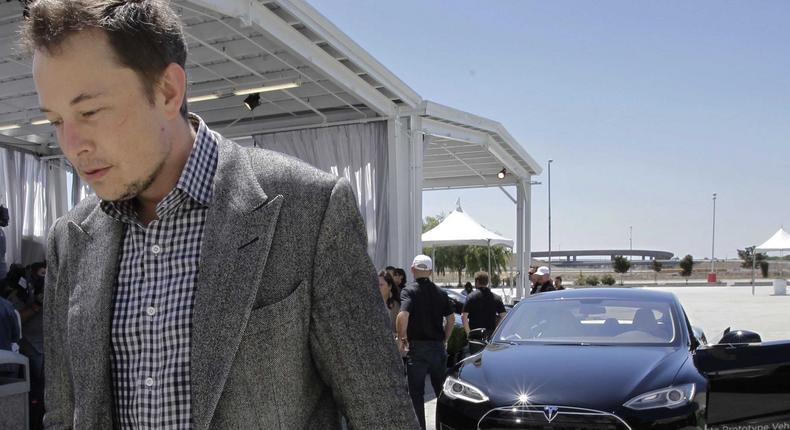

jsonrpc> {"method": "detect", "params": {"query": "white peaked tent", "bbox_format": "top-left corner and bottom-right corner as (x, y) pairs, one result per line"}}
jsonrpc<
(422, 199), (513, 273)
(752, 227), (790, 295)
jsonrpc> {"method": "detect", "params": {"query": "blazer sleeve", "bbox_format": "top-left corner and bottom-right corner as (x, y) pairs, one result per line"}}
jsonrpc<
(43, 218), (75, 429)
(309, 178), (419, 429)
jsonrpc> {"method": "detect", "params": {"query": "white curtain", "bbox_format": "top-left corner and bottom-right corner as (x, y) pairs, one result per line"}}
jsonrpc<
(253, 122), (389, 269)
(0, 149), (48, 265)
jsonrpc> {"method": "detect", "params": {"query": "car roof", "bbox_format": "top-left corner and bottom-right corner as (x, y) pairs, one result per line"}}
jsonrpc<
(523, 287), (678, 303)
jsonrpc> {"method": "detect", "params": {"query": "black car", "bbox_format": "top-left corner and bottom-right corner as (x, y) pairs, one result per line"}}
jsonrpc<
(436, 288), (790, 429)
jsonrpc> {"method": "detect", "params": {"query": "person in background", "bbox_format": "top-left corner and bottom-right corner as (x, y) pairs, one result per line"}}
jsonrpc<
(397, 255), (454, 430)
(21, 261), (46, 430)
(530, 266), (556, 294)
(391, 267), (406, 314)
(385, 265), (396, 277)
(0, 205), (8, 287)
(462, 271), (506, 335)
(554, 276), (565, 290)
(378, 270), (400, 332)
(0, 294), (19, 352)
(462, 281), (474, 296)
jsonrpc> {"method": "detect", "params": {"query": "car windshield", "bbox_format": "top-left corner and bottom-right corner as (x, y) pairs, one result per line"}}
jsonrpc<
(496, 298), (677, 345)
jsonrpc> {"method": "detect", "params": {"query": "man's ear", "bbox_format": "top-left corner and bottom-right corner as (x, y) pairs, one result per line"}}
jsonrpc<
(157, 63), (187, 119)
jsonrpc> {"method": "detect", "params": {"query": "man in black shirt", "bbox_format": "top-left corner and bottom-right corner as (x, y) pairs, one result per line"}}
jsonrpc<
(462, 271), (507, 335)
(397, 255), (454, 430)
(530, 266), (556, 294)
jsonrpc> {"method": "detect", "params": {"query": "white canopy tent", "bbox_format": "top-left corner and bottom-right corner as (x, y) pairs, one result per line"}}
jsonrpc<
(422, 200), (513, 276)
(752, 227), (790, 295)
(0, 0), (541, 296)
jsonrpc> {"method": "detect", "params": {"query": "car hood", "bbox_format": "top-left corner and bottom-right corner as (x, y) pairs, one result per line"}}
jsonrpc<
(456, 342), (688, 411)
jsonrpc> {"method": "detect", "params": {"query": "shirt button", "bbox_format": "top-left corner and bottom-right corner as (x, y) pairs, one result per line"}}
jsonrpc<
(146, 307), (157, 316)
(144, 377), (154, 387)
(151, 244), (162, 255)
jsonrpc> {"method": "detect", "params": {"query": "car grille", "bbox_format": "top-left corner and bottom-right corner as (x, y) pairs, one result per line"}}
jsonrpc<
(478, 405), (631, 430)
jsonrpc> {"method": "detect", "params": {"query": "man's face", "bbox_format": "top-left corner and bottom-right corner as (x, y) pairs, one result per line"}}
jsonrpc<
(33, 30), (171, 202)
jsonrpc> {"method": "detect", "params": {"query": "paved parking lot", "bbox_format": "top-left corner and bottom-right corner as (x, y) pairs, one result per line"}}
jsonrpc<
(424, 285), (790, 429)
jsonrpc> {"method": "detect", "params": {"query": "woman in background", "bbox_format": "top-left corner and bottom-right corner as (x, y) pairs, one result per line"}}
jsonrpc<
(378, 271), (399, 331)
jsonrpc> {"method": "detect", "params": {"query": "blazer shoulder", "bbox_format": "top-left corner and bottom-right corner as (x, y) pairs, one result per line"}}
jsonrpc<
(54, 195), (101, 231)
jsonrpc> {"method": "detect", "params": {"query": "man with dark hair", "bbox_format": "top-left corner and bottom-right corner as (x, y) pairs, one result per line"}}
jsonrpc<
(397, 255), (454, 430)
(23, 1), (418, 428)
(461, 271), (506, 335)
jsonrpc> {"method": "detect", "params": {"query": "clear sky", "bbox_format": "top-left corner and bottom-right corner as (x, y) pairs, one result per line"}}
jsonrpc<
(308, 0), (790, 260)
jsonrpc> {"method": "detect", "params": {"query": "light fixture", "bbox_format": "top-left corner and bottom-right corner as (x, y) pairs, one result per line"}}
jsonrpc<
(243, 93), (261, 111)
(0, 124), (20, 131)
(31, 119), (50, 125)
(497, 168), (507, 179)
(187, 94), (219, 103)
(233, 82), (300, 96)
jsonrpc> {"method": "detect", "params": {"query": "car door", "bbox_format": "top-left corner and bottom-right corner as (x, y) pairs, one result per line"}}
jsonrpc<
(693, 340), (790, 425)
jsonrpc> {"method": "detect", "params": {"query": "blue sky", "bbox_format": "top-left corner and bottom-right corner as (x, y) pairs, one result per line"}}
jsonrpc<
(308, 0), (790, 259)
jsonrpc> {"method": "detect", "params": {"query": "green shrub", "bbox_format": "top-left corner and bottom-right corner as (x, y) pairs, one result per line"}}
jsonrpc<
(601, 274), (616, 285)
(585, 275), (600, 286)
(575, 274), (587, 286)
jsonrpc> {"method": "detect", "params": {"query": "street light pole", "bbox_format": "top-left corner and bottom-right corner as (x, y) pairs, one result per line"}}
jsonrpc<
(711, 193), (717, 273)
(548, 159), (553, 269)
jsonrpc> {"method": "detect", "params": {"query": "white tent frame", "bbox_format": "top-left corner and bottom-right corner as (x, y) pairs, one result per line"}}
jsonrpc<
(0, 0), (541, 298)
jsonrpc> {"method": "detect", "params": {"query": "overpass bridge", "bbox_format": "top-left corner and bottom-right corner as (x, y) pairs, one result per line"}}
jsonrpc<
(529, 249), (674, 264)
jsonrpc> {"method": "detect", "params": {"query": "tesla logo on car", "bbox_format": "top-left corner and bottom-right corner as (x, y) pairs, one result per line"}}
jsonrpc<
(543, 406), (559, 423)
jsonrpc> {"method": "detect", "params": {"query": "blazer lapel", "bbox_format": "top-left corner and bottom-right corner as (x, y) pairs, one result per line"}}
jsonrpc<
(67, 205), (123, 424)
(191, 141), (283, 430)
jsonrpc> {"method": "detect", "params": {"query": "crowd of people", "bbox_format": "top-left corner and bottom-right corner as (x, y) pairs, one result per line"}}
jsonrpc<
(0, 205), (46, 429)
(377, 258), (568, 428)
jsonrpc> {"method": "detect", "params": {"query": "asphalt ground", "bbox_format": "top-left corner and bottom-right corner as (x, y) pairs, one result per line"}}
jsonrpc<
(424, 285), (790, 430)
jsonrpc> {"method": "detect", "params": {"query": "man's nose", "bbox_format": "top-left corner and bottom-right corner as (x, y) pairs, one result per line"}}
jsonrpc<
(59, 121), (92, 156)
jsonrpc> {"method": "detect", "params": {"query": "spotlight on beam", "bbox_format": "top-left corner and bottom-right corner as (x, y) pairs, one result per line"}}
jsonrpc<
(243, 93), (261, 111)
(497, 168), (507, 180)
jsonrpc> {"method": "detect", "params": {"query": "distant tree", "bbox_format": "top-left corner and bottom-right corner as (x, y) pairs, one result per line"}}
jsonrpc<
(612, 256), (631, 285)
(491, 273), (501, 287)
(651, 260), (663, 284)
(737, 247), (769, 278)
(679, 255), (695, 285)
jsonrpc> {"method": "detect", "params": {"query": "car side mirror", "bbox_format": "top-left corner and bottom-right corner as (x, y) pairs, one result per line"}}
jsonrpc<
(691, 325), (707, 349)
(718, 327), (762, 345)
(468, 328), (488, 354)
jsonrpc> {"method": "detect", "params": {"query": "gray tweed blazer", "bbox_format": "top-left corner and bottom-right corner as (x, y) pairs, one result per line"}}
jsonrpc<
(43, 137), (419, 429)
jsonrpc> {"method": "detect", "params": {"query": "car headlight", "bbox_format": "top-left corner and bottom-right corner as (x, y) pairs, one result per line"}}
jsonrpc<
(624, 383), (695, 410)
(442, 375), (489, 403)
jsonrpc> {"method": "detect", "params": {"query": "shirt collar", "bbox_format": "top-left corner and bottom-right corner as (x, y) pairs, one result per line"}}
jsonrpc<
(100, 113), (218, 222)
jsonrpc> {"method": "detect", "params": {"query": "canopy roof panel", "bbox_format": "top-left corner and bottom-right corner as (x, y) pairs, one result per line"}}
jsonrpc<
(422, 201), (513, 248)
(0, 0), (419, 154)
(756, 228), (790, 252)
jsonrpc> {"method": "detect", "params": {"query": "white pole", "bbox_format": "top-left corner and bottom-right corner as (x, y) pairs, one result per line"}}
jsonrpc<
(488, 239), (492, 273)
(752, 245), (757, 295)
(548, 160), (553, 270)
(711, 193), (717, 274)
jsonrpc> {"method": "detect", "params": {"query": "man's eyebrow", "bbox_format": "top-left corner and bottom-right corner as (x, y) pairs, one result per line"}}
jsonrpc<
(70, 92), (105, 106)
(39, 91), (106, 114)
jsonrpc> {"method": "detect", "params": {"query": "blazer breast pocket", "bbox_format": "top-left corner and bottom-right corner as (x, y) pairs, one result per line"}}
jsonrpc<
(243, 279), (310, 343)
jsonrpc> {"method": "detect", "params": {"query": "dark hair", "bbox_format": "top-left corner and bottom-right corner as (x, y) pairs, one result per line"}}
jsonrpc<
(474, 271), (490, 286)
(20, 0), (189, 118)
(378, 270), (398, 309)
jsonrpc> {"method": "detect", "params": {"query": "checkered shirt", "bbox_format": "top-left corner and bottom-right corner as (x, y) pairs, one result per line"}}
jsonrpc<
(101, 114), (218, 429)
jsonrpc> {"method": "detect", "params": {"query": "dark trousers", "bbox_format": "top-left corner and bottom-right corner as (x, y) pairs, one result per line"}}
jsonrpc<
(406, 340), (447, 430)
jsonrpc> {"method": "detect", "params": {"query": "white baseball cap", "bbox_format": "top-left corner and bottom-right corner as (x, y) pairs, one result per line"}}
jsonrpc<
(411, 254), (433, 271)
(535, 266), (551, 276)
